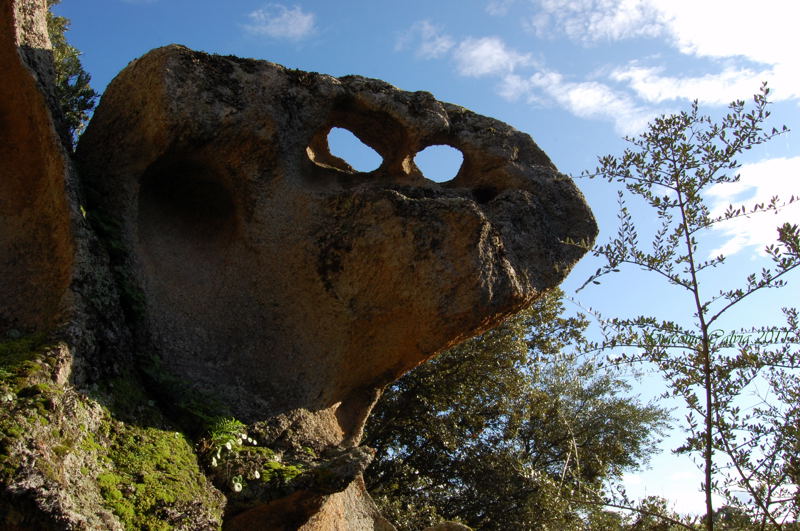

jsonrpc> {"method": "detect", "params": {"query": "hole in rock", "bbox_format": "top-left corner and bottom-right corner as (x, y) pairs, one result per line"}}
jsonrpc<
(472, 186), (499, 204)
(140, 166), (235, 244)
(414, 145), (463, 183)
(327, 127), (382, 172)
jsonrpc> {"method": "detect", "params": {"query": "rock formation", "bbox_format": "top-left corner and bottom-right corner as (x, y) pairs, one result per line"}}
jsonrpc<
(1, 1), (597, 528)
(0, 0), (74, 334)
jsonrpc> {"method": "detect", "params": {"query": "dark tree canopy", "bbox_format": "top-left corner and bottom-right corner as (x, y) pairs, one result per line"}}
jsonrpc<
(364, 289), (669, 530)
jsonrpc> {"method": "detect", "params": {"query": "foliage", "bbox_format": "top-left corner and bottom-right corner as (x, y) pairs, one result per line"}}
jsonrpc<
(196, 415), (309, 509)
(207, 416), (248, 453)
(363, 289), (669, 530)
(581, 83), (799, 529)
(46, 0), (97, 147)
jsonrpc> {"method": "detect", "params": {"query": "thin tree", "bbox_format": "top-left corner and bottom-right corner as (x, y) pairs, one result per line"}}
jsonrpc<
(580, 83), (799, 530)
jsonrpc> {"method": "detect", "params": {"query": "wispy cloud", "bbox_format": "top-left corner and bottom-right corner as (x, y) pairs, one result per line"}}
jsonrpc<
(646, 1), (800, 102)
(454, 37), (533, 77)
(525, 0), (800, 103)
(395, 20), (454, 59)
(653, 1), (796, 67)
(244, 4), (316, 41)
(485, 0), (516, 16)
(610, 64), (767, 105)
(397, 1), (799, 139)
(500, 70), (657, 135)
(524, 0), (663, 42)
(707, 157), (800, 257)
(396, 23), (533, 78)
(397, 21), (652, 134)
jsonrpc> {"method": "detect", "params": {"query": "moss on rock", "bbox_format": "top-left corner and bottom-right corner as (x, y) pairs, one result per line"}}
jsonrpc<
(0, 335), (225, 530)
(96, 422), (224, 530)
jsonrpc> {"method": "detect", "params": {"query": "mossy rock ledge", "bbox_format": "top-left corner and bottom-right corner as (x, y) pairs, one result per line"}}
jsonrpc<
(0, 334), (388, 530)
(0, 335), (223, 530)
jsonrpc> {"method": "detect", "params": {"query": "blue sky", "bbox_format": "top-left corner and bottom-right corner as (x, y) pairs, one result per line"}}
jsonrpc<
(55, 0), (800, 516)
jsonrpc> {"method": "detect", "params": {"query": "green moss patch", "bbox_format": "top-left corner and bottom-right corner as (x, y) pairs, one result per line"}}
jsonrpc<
(81, 370), (226, 528)
(0, 333), (49, 390)
(97, 422), (223, 530)
(0, 334), (56, 483)
(1, 336), (225, 529)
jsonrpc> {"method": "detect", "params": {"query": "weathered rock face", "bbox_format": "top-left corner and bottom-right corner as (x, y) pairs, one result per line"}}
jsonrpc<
(73, 44), (596, 528)
(2, 3), (596, 527)
(77, 44), (596, 432)
(0, 0), (74, 333)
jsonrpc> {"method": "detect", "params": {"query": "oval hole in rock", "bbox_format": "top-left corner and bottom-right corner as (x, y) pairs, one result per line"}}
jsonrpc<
(327, 127), (382, 172)
(414, 145), (463, 183)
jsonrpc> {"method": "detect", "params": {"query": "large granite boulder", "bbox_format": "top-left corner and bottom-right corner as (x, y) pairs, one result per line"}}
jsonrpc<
(77, 44), (595, 432)
(1, 1), (596, 528)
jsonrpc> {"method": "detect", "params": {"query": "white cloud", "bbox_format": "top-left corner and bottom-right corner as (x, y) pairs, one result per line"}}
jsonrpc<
(611, 64), (767, 105)
(486, 0), (516, 16)
(453, 37), (533, 77)
(398, 2), (800, 135)
(395, 25), (655, 134)
(648, 1), (800, 102)
(525, 0), (663, 41)
(395, 20), (455, 59)
(498, 73), (533, 102)
(499, 69), (657, 135)
(526, 0), (800, 103)
(707, 157), (800, 257)
(244, 4), (315, 41)
(651, 1), (798, 67)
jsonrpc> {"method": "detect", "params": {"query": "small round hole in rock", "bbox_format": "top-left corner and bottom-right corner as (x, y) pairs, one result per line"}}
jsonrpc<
(327, 127), (382, 172)
(414, 145), (463, 183)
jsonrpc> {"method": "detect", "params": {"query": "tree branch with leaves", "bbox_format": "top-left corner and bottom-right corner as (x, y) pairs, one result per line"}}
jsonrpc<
(580, 83), (799, 530)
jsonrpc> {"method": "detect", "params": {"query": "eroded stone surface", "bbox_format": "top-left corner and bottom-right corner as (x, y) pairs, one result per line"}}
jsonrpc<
(0, 0), (74, 333)
(78, 44), (596, 429)
(75, 44), (596, 528)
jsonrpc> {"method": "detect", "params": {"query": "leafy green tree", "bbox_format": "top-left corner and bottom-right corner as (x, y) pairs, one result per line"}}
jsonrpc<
(363, 289), (669, 530)
(621, 496), (697, 530)
(580, 83), (799, 529)
(46, 0), (97, 147)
